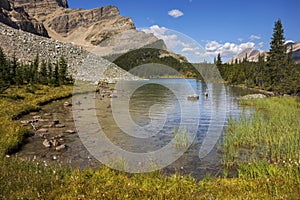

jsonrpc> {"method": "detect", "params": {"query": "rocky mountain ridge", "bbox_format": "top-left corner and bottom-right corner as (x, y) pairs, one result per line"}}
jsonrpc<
(0, 0), (191, 81)
(0, 0), (136, 50)
(228, 41), (300, 64)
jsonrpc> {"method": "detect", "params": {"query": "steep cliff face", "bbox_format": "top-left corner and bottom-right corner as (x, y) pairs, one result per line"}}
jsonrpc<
(10, 0), (68, 18)
(0, 0), (49, 37)
(44, 6), (135, 49)
(1, 0), (136, 50)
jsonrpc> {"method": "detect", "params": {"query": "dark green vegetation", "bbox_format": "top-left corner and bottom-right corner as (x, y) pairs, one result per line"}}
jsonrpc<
(217, 19), (300, 95)
(108, 48), (203, 79)
(0, 47), (73, 93)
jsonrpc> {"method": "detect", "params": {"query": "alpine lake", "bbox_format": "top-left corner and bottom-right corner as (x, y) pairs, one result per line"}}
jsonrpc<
(15, 78), (257, 180)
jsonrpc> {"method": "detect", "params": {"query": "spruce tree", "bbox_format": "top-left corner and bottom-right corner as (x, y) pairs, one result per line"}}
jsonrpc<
(10, 53), (18, 85)
(216, 53), (222, 66)
(47, 60), (52, 84)
(0, 46), (10, 93)
(53, 61), (60, 87)
(267, 19), (286, 91)
(15, 63), (24, 86)
(58, 55), (67, 85)
(32, 54), (39, 83)
(39, 59), (48, 85)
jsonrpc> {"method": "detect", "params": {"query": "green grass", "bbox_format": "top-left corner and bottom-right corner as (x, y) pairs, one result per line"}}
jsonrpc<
(0, 85), (73, 155)
(173, 126), (190, 147)
(0, 86), (299, 199)
(222, 97), (300, 167)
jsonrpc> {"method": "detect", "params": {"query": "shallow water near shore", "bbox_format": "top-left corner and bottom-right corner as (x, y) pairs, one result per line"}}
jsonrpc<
(15, 79), (256, 180)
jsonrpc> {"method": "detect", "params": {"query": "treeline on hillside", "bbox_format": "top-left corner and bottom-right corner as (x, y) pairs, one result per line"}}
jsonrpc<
(0, 46), (73, 93)
(216, 19), (300, 95)
(106, 48), (203, 80)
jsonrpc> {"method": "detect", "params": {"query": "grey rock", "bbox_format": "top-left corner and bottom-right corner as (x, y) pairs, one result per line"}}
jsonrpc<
(238, 94), (267, 100)
(65, 130), (76, 134)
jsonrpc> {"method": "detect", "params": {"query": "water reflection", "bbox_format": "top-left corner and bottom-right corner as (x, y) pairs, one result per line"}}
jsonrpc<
(16, 79), (254, 179)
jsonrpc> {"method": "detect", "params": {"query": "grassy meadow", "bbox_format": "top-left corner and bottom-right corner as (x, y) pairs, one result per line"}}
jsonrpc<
(0, 85), (299, 199)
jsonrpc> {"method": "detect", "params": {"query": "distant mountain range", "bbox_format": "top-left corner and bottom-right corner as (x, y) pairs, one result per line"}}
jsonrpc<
(228, 41), (300, 64)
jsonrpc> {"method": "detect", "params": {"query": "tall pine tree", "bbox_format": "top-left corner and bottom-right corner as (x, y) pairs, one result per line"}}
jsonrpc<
(266, 19), (286, 91)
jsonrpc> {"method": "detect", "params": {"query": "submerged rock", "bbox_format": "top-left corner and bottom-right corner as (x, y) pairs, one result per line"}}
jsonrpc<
(42, 139), (51, 148)
(64, 101), (72, 107)
(187, 94), (199, 101)
(55, 124), (65, 128)
(55, 144), (67, 151)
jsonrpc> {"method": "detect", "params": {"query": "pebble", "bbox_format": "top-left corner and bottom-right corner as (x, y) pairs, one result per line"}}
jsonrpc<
(64, 101), (72, 107)
(43, 139), (51, 148)
(36, 128), (48, 134)
(56, 144), (67, 151)
(55, 124), (65, 128)
(65, 130), (76, 134)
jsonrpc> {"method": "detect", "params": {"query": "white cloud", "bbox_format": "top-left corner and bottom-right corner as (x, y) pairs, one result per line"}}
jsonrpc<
(249, 34), (261, 40)
(238, 38), (243, 42)
(203, 40), (255, 58)
(142, 25), (193, 49)
(142, 25), (208, 62)
(168, 9), (184, 18)
(143, 25), (167, 36)
(205, 41), (222, 52)
(182, 47), (200, 52)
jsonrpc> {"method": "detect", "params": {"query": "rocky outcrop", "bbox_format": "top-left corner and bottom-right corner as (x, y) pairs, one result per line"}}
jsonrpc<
(1, 0), (135, 50)
(45, 6), (135, 49)
(10, 0), (68, 18)
(1, 0), (135, 47)
(0, 1), (49, 37)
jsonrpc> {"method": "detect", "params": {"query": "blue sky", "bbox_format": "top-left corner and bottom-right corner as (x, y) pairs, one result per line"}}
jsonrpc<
(68, 0), (300, 62)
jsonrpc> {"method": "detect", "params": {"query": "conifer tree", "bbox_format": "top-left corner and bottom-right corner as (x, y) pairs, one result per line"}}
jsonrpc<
(47, 60), (52, 84)
(216, 53), (222, 66)
(10, 53), (18, 85)
(0, 46), (9, 93)
(267, 19), (286, 90)
(32, 54), (39, 83)
(58, 55), (67, 85)
(15, 63), (24, 86)
(53, 61), (60, 87)
(39, 59), (48, 84)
